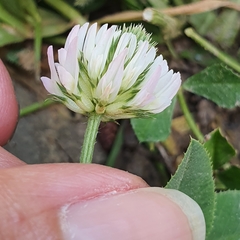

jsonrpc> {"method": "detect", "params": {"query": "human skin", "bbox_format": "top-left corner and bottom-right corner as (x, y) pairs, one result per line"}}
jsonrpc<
(0, 60), (204, 240)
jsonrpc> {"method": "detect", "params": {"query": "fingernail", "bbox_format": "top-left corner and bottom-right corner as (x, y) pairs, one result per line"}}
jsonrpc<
(60, 187), (205, 240)
(146, 188), (206, 240)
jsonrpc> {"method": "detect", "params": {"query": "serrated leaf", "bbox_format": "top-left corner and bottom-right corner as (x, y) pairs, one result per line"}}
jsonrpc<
(204, 129), (236, 169)
(207, 190), (240, 240)
(218, 166), (240, 190)
(166, 139), (215, 235)
(183, 64), (240, 108)
(131, 98), (175, 142)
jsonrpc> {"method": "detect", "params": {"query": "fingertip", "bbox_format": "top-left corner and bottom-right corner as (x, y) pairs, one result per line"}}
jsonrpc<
(0, 164), (147, 239)
(61, 187), (204, 240)
(0, 60), (18, 146)
(145, 188), (206, 240)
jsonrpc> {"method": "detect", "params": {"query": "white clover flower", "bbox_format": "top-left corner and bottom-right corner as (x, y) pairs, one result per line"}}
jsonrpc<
(41, 22), (181, 121)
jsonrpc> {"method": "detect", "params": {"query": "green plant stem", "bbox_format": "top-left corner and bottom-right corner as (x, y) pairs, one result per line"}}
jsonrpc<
(80, 114), (102, 164)
(177, 88), (204, 142)
(106, 121), (125, 167)
(166, 40), (178, 59)
(33, 21), (42, 80)
(185, 28), (240, 73)
(20, 100), (55, 117)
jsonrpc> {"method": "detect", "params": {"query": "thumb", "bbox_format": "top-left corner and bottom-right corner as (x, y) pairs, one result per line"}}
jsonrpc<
(0, 163), (205, 240)
(61, 187), (205, 240)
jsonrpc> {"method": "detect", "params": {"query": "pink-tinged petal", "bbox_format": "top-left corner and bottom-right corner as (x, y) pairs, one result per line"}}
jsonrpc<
(83, 23), (97, 61)
(47, 46), (60, 83)
(41, 76), (63, 96)
(95, 49), (127, 103)
(78, 22), (90, 52)
(64, 37), (79, 80)
(141, 56), (167, 87)
(58, 48), (67, 66)
(55, 65), (76, 94)
(128, 65), (161, 107)
(65, 25), (80, 50)
(146, 72), (181, 113)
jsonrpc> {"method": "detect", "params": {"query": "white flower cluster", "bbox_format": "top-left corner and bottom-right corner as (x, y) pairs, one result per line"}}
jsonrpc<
(41, 22), (181, 121)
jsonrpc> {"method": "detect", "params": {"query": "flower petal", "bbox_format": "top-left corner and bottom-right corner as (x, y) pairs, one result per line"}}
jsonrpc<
(41, 76), (63, 96)
(95, 49), (127, 103)
(78, 22), (90, 53)
(58, 48), (67, 67)
(47, 46), (60, 84)
(65, 25), (80, 50)
(64, 37), (79, 80)
(83, 23), (97, 61)
(88, 25), (117, 80)
(55, 64), (77, 94)
(65, 98), (85, 114)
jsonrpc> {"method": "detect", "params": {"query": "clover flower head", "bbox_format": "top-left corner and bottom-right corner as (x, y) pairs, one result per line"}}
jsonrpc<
(41, 22), (181, 121)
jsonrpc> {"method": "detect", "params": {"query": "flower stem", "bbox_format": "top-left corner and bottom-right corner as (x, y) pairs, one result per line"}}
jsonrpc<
(80, 114), (102, 163)
(20, 99), (55, 117)
(185, 28), (240, 73)
(106, 121), (125, 167)
(177, 88), (204, 142)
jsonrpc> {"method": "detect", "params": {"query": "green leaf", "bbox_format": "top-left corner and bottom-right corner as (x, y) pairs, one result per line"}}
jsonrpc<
(183, 63), (240, 108)
(207, 191), (240, 240)
(166, 139), (215, 235)
(131, 98), (175, 142)
(204, 129), (236, 169)
(207, 9), (240, 49)
(218, 166), (240, 190)
(40, 8), (72, 38)
(189, 11), (216, 36)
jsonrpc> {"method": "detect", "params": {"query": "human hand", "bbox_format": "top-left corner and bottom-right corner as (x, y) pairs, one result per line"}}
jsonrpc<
(0, 60), (205, 240)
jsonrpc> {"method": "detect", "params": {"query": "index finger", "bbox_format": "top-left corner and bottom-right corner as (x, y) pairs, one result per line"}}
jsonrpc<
(0, 60), (18, 146)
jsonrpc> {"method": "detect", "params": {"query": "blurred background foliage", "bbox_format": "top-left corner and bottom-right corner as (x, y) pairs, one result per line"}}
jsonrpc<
(0, 0), (239, 78)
